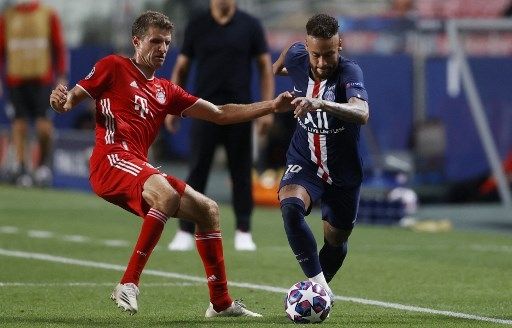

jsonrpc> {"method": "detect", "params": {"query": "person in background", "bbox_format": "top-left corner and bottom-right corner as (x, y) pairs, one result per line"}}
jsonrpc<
(273, 14), (370, 303)
(166, 0), (275, 251)
(50, 10), (292, 317)
(0, 0), (67, 186)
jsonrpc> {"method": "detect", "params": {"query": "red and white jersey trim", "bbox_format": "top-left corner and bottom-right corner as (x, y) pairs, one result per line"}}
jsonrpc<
(306, 78), (332, 184)
(107, 154), (142, 176)
(100, 98), (115, 145)
(308, 133), (333, 184)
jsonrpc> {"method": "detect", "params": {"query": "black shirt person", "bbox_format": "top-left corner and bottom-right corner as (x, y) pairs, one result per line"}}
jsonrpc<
(166, 0), (274, 251)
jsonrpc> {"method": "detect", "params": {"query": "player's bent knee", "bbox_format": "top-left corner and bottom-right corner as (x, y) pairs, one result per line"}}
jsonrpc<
(204, 199), (220, 222)
(192, 198), (219, 231)
(160, 190), (180, 214)
(280, 197), (306, 228)
(324, 226), (352, 247)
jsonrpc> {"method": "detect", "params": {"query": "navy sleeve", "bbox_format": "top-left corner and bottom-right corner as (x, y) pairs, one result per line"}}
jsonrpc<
(342, 62), (368, 102)
(284, 42), (308, 70)
(249, 17), (268, 56)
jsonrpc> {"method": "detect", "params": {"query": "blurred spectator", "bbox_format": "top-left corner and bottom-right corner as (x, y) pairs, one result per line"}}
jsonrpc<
(166, 0), (275, 251)
(0, 0), (67, 186)
(386, 0), (415, 18)
(372, 0), (416, 54)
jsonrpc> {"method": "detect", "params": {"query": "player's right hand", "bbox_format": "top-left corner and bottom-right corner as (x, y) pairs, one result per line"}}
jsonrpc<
(49, 84), (69, 113)
(272, 91), (295, 113)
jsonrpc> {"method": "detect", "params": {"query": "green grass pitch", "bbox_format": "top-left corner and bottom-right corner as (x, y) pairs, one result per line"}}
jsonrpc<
(0, 185), (511, 327)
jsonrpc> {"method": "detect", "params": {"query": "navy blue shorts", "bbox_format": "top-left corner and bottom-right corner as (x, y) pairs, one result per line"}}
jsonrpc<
(279, 161), (360, 230)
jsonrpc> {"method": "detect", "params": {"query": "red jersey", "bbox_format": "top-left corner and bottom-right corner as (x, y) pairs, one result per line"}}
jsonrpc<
(77, 55), (198, 161)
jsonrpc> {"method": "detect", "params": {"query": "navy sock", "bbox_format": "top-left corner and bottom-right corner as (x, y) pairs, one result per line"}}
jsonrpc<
(319, 239), (348, 283)
(280, 197), (321, 278)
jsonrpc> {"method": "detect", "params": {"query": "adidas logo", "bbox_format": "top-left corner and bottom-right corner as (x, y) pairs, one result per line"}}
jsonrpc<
(207, 275), (218, 282)
(130, 81), (139, 89)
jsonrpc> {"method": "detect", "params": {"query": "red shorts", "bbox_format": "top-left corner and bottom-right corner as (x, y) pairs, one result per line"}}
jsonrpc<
(89, 151), (186, 218)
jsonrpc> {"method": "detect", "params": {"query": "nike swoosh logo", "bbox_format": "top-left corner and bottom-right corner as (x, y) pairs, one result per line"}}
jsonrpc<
(293, 86), (303, 93)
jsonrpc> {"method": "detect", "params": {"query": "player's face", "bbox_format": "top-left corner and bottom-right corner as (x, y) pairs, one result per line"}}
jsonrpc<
(306, 35), (341, 80)
(211, 0), (236, 13)
(133, 26), (172, 70)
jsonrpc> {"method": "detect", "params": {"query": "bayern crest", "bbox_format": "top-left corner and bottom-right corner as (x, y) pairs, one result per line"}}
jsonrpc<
(155, 87), (166, 104)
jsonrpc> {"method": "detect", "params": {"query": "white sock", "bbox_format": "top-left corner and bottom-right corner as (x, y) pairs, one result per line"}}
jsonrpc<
(308, 272), (332, 295)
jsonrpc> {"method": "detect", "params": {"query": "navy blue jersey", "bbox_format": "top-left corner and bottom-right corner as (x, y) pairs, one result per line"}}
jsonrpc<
(283, 42), (368, 187)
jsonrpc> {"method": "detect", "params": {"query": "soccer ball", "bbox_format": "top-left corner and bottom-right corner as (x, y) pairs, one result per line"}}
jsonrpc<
(284, 281), (331, 323)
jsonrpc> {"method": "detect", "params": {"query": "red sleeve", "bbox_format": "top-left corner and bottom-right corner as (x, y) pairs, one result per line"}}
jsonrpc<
(168, 83), (198, 115)
(50, 10), (67, 77)
(77, 56), (115, 99)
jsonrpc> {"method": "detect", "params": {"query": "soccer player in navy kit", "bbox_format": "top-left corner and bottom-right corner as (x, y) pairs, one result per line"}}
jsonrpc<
(273, 14), (370, 300)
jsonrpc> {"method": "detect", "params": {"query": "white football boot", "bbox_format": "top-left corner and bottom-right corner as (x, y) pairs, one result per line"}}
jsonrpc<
(168, 230), (195, 251)
(110, 283), (139, 315)
(205, 300), (262, 318)
(234, 230), (256, 251)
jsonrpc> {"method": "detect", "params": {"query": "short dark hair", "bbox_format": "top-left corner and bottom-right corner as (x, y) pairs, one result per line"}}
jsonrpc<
(132, 11), (174, 38)
(306, 14), (339, 39)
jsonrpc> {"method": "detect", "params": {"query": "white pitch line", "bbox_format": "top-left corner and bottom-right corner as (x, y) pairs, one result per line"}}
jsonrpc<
(0, 226), (19, 234)
(27, 230), (54, 238)
(62, 235), (91, 243)
(102, 239), (130, 247)
(0, 248), (510, 326)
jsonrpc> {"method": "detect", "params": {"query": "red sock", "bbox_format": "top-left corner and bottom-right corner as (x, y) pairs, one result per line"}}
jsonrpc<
(195, 230), (232, 311)
(121, 208), (168, 285)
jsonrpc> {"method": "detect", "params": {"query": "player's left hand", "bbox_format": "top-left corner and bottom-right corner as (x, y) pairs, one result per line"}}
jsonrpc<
(291, 97), (323, 118)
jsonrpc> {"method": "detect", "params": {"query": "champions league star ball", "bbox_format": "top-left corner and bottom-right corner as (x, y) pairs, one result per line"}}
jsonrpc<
(284, 281), (331, 323)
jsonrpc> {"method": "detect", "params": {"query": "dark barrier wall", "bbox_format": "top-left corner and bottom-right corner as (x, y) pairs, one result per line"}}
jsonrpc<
(426, 57), (512, 181)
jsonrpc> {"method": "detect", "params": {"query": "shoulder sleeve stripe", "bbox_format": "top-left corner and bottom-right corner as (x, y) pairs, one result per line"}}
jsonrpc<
(76, 84), (94, 100)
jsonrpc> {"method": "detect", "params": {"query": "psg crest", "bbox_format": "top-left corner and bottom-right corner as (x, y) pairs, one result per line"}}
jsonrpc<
(324, 85), (335, 101)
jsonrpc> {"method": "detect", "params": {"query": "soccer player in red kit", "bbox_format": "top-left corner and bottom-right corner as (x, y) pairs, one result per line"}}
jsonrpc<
(50, 11), (292, 317)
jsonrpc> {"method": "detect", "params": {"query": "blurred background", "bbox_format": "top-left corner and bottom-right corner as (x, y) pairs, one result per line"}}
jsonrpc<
(1, 0), (512, 219)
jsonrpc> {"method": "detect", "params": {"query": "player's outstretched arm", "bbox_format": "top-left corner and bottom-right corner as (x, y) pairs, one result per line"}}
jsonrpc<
(291, 96), (369, 125)
(49, 85), (89, 114)
(185, 91), (294, 125)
